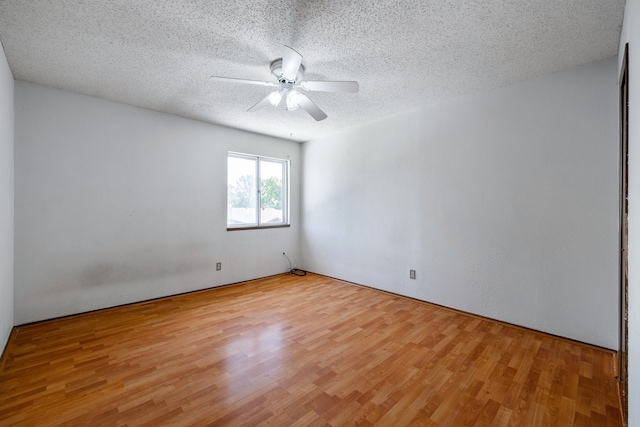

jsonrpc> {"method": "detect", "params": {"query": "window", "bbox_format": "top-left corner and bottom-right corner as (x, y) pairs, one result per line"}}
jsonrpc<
(227, 152), (289, 229)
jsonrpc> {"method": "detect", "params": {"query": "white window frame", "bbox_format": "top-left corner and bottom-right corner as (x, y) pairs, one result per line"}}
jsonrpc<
(227, 152), (290, 230)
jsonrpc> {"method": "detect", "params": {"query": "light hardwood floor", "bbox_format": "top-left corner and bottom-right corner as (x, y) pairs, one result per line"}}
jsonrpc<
(0, 273), (622, 426)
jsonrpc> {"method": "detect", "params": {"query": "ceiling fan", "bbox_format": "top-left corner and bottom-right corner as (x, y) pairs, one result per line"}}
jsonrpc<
(210, 46), (359, 121)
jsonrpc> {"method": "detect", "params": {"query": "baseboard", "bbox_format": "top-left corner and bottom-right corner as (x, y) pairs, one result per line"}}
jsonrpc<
(309, 271), (616, 354)
(15, 272), (291, 328)
(0, 327), (18, 376)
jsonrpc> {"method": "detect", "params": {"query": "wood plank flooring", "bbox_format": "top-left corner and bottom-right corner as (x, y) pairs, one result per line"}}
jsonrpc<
(0, 273), (622, 426)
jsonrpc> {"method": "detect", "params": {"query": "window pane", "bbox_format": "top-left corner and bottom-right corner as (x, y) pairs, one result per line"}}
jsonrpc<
(227, 155), (257, 226)
(260, 159), (285, 225)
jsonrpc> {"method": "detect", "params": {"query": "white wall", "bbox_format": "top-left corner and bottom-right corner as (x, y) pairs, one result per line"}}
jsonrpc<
(14, 82), (300, 325)
(0, 44), (14, 351)
(619, 0), (639, 423)
(301, 57), (619, 349)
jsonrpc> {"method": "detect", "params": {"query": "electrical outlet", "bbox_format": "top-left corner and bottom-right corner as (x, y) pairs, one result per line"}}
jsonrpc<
(410, 270), (416, 279)
(216, 262), (222, 271)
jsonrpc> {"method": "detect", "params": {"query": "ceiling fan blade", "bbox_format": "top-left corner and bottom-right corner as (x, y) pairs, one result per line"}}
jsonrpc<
(300, 80), (359, 93)
(210, 76), (278, 87)
(248, 91), (280, 112)
(281, 46), (303, 81)
(296, 92), (328, 121)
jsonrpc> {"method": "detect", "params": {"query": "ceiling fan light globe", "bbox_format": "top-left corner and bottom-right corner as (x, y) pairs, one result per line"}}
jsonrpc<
(268, 90), (284, 107)
(286, 91), (301, 110)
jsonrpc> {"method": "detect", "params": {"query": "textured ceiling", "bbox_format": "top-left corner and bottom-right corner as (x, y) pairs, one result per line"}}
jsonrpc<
(0, 0), (626, 142)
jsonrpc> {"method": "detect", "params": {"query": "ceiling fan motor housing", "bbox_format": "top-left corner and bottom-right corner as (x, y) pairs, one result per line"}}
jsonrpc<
(270, 58), (305, 84)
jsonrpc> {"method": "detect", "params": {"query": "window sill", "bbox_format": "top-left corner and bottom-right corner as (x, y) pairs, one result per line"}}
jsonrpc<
(227, 224), (291, 231)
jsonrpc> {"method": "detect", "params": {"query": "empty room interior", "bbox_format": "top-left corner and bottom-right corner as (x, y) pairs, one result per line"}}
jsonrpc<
(0, 0), (638, 426)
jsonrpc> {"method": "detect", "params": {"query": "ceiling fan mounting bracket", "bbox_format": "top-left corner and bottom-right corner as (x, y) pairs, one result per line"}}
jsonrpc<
(270, 58), (305, 84)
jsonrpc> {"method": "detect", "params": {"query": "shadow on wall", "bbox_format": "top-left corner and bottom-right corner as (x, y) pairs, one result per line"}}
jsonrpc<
(45, 249), (216, 293)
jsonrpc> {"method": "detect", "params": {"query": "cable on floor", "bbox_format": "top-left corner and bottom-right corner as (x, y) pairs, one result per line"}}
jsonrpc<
(282, 252), (307, 276)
